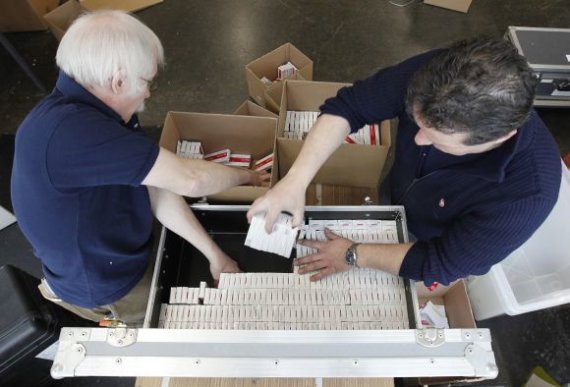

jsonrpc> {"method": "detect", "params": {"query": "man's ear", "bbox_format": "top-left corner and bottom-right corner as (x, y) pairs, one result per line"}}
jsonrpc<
(110, 69), (128, 95)
(494, 129), (518, 145)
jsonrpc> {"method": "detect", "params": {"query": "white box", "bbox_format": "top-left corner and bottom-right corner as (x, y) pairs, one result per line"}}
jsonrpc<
(467, 163), (570, 319)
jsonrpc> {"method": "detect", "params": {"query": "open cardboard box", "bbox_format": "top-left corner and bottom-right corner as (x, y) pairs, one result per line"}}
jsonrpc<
(43, 0), (86, 41)
(79, 0), (163, 12)
(424, 0), (472, 13)
(159, 112), (277, 203)
(233, 100), (278, 119)
(0, 0), (58, 32)
(275, 80), (391, 203)
(415, 280), (483, 385)
(245, 43), (313, 108)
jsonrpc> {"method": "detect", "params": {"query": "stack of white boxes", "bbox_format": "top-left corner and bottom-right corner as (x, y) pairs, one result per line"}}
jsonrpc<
(283, 110), (382, 145)
(160, 217), (408, 330)
(160, 270), (409, 330)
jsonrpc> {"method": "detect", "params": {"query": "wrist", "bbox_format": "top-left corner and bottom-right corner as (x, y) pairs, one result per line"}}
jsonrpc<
(281, 173), (310, 193)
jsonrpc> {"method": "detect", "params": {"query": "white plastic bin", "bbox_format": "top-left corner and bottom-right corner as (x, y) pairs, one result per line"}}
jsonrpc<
(467, 161), (570, 320)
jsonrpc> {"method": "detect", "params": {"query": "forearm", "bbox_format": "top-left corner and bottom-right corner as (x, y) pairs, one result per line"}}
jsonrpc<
(296, 229), (414, 281)
(148, 187), (222, 258)
(357, 242), (414, 275)
(284, 113), (350, 188)
(179, 159), (253, 197)
(143, 148), (257, 198)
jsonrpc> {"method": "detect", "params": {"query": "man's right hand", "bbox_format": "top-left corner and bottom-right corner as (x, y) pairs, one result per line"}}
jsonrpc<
(247, 114), (351, 233)
(247, 175), (306, 233)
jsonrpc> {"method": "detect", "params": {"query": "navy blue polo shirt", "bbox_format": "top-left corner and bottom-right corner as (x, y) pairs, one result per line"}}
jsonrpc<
(11, 72), (160, 308)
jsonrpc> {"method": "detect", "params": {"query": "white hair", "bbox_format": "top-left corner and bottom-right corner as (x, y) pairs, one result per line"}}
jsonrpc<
(56, 10), (164, 94)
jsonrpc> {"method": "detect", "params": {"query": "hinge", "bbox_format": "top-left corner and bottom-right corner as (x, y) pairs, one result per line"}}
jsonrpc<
(415, 328), (445, 347)
(465, 343), (499, 378)
(51, 338), (86, 379)
(106, 327), (138, 347)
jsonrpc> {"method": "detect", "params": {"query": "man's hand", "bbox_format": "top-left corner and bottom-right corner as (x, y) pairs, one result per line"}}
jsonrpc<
(294, 229), (353, 281)
(247, 175), (306, 233)
(209, 253), (242, 283)
(248, 170), (271, 187)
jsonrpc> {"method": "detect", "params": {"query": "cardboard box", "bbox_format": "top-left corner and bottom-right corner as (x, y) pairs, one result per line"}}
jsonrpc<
(276, 80), (391, 192)
(43, 0), (85, 41)
(245, 43), (313, 108)
(424, 0), (472, 13)
(0, 0), (58, 32)
(416, 280), (483, 385)
(159, 112), (277, 203)
(233, 100), (278, 119)
(79, 0), (163, 12)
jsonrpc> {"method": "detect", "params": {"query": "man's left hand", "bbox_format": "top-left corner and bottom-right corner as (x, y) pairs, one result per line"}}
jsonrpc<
(249, 170), (271, 187)
(295, 228), (353, 281)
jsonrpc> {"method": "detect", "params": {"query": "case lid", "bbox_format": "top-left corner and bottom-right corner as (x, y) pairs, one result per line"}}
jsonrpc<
(508, 26), (570, 71)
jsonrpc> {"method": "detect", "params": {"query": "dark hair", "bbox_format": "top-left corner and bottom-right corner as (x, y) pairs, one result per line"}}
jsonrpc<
(406, 37), (537, 145)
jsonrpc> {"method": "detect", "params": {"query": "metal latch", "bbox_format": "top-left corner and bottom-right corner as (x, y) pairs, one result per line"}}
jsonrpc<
(106, 327), (137, 347)
(416, 328), (445, 347)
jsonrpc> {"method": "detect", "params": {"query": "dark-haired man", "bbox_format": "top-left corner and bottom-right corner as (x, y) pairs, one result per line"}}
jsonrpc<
(247, 38), (562, 286)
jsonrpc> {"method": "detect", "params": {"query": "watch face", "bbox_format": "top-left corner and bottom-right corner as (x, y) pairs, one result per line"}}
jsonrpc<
(345, 248), (355, 266)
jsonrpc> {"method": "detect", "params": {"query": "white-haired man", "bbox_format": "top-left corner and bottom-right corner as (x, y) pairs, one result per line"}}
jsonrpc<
(11, 11), (266, 325)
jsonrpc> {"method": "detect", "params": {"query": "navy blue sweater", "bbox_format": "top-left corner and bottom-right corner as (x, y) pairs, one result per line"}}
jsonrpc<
(321, 50), (561, 285)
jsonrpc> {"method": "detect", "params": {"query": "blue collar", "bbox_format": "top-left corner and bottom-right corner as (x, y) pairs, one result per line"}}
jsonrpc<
(55, 71), (140, 129)
(424, 112), (537, 183)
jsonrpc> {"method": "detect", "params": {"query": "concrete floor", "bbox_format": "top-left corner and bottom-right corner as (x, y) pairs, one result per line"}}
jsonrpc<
(1, 0), (570, 386)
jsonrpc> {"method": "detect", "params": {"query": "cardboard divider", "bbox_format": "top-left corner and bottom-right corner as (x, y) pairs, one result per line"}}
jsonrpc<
(264, 72), (305, 114)
(233, 100), (277, 119)
(43, 0), (85, 41)
(245, 43), (313, 108)
(159, 112), (277, 203)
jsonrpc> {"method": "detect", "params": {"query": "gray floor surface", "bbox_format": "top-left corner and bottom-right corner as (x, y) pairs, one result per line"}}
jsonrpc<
(1, 0), (570, 386)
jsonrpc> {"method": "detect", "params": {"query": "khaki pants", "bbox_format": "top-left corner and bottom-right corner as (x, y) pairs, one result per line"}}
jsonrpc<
(38, 259), (154, 327)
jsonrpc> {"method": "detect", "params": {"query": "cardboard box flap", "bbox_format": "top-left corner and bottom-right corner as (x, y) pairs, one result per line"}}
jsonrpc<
(264, 72), (305, 114)
(233, 100), (278, 119)
(424, 0), (472, 13)
(79, 0), (163, 12)
(282, 80), (350, 113)
(277, 138), (385, 188)
(247, 43), (312, 81)
(43, 0), (85, 41)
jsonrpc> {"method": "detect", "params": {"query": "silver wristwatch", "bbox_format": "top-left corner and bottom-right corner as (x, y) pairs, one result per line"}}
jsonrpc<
(345, 243), (360, 267)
